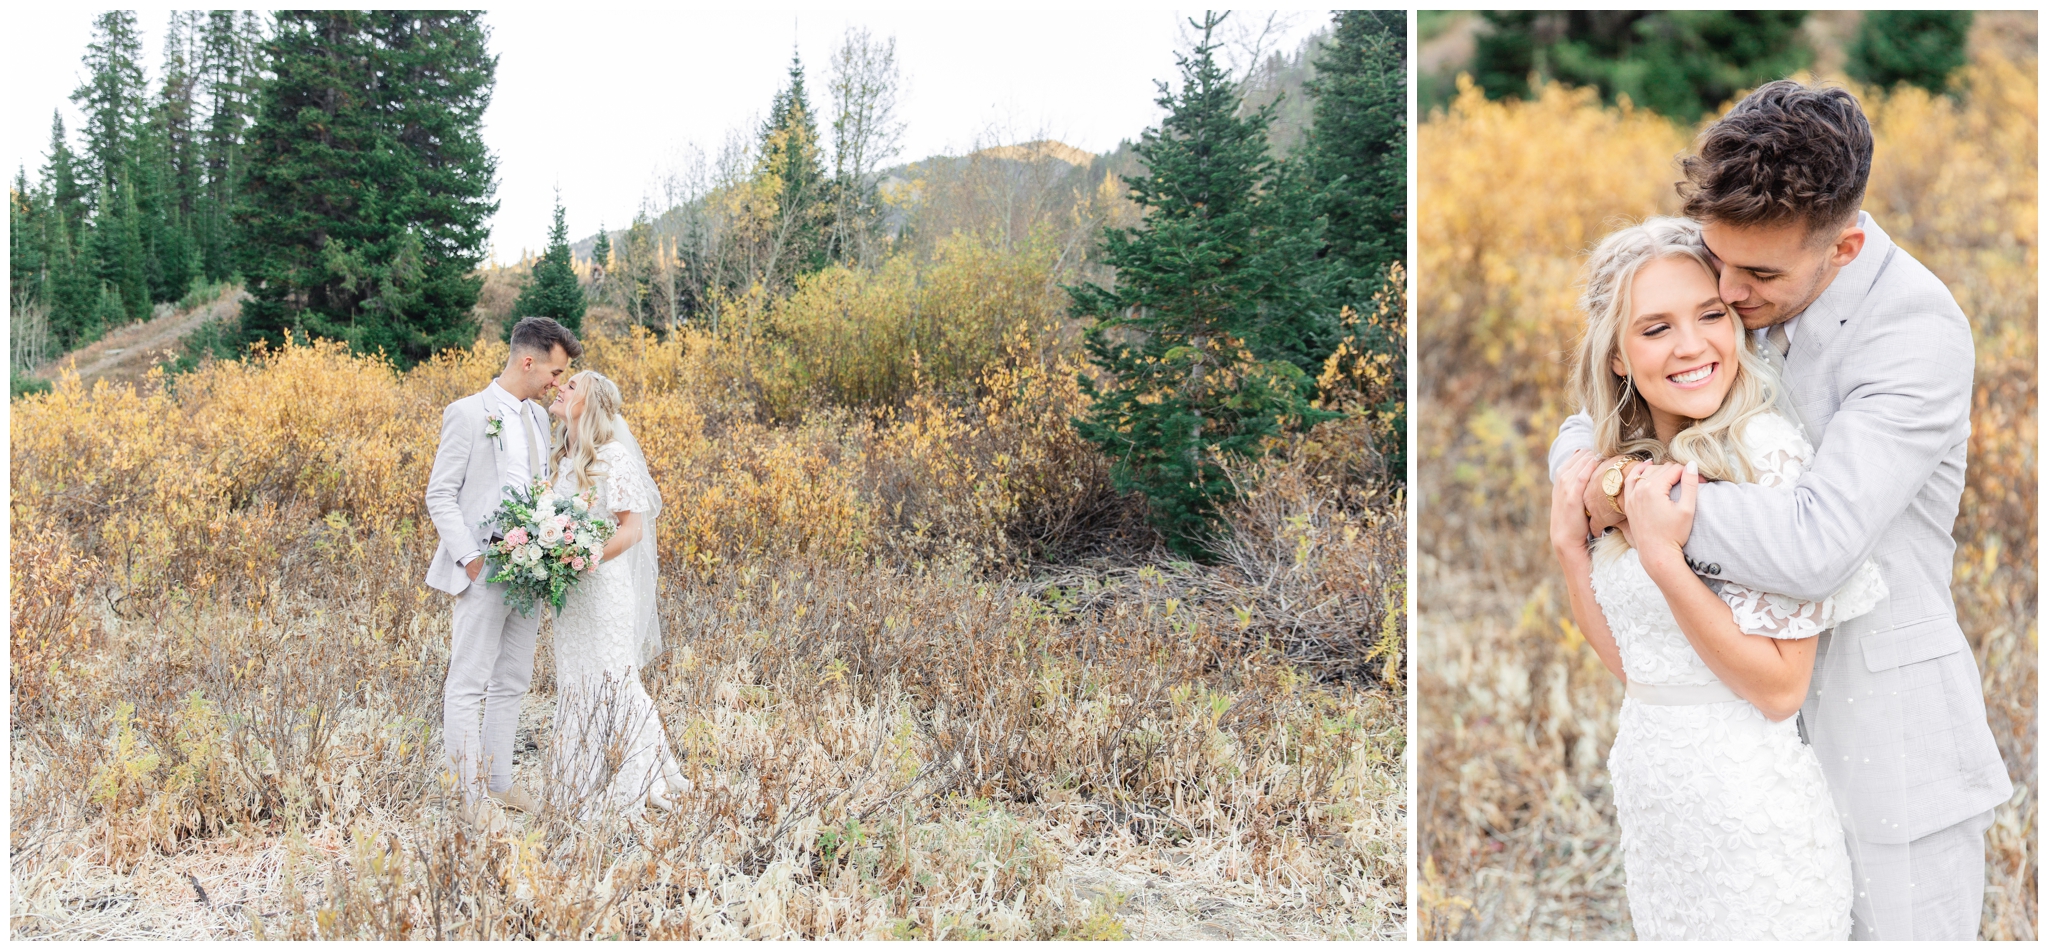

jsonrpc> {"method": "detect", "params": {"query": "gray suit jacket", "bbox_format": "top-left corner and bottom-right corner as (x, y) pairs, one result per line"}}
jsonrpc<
(1550, 213), (2012, 843)
(423, 389), (553, 596)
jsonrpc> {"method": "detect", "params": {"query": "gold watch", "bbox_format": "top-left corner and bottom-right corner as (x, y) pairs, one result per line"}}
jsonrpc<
(1600, 453), (1646, 514)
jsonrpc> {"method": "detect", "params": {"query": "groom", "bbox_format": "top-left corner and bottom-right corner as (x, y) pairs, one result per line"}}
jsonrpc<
(1551, 82), (2012, 939)
(424, 316), (583, 830)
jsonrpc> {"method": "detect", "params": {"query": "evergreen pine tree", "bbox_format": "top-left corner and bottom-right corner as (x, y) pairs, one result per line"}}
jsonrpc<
(35, 122), (99, 347)
(510, 196), (586, 333)
(92, 282), (128, 337)
(237, 12), (379, 351)
(1069, 13), (1338, 556)
(590, 226), (612, 271)
(146, 10), (202, 301)
(1848, 11), (1973, 95)
(71, 11), (150, 194)
(132, 119), (192, 305)
(44, 211), (101, 349)
(42, 113), (88, 238)
(239, 12), (499, 366)
(1473, 11), (1811, 120)
(10, 170), (46, 312)
(10, 171), (60, 392)
(157, 11), (203, 223)
(196, 11), (263, 282)
(91, 177), (150, 324)
(357, 11), (497, 361)
(760, 52), (830, 280)
(1300, 9), (1407, 479)
(1304, 11), (1405, 296)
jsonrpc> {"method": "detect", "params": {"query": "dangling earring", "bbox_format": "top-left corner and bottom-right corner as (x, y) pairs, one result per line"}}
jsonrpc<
(1617, 375), (1648, 441)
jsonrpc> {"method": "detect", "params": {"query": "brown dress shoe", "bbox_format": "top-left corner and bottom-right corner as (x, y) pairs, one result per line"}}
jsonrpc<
(490, 785), (541, 814)
(458, 796), (512, 836)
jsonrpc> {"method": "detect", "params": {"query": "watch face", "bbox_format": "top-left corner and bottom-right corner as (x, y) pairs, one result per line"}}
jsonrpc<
(1601, 465), (1626, 497)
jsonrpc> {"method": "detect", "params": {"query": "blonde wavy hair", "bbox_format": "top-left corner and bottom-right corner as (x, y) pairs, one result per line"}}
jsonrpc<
(1570, 216), (1784, 486)
(550, 370), (625, 496)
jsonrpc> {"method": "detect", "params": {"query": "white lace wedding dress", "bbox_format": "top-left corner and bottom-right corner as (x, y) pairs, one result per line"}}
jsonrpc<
(1591, 412), (1885, 940)
(548, 440), (688, 820)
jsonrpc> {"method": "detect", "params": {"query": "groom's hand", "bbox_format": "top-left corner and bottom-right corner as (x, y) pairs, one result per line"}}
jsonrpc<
(1626, 461), (1698, 577)
(466, 558), (483, 582)
(1582, 453), (1633, 534)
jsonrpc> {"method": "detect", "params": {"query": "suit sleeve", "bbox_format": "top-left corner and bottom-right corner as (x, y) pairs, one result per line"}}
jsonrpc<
(1548, 411), (1597, 481)
(425, 403), (479, 562)
(1686, 296), (1974, 600)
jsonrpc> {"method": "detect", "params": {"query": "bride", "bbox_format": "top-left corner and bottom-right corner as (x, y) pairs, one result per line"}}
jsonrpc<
(544, 370), (690, 819)
(1548, 218), (1885, 940)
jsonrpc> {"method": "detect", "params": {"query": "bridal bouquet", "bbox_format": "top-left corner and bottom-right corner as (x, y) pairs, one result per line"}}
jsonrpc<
(481, 479), (615, 615)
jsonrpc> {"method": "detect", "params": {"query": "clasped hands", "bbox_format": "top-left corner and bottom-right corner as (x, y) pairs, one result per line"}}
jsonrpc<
(1551, 450), (1700, 575)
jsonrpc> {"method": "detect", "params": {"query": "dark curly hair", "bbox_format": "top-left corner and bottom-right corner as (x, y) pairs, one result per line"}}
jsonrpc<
(1678, 80), (1873, 238)
(508, 315), (583, 360)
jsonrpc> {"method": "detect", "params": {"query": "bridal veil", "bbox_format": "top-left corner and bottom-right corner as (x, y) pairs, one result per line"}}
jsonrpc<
(613, 417), (665, 665)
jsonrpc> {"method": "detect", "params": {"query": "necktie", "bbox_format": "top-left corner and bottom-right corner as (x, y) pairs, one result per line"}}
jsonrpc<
(1767, 321), (1791, 360)
(1755, 321), (1791, 378)
(522, 405), (544, 485)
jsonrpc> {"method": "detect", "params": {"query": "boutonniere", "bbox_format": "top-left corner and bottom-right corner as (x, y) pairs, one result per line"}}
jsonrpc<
(485, 414), (505, 450)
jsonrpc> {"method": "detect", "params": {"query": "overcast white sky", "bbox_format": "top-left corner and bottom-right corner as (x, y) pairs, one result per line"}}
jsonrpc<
(8, 8), (1329, 263)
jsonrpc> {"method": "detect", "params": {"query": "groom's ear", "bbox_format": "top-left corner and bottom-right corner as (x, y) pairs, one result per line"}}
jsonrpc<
(1824, 225), (1866, 268)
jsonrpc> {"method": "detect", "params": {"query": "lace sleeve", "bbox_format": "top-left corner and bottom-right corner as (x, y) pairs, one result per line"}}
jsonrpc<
(598, 442), (656, 514)
(1741, 413), (1813, 488)
(1719, 560), (1888, 640)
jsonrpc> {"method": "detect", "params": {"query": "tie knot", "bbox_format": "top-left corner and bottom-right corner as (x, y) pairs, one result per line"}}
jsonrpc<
(1766, 321), (1791, 359)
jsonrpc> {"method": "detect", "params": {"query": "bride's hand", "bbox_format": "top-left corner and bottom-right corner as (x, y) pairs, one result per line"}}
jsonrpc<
(1626, 460), (1698, 574)
(1550, 450), (1601, 565)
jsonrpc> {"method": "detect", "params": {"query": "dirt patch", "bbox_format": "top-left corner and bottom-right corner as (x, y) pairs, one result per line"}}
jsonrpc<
(28, 292), (243, 391)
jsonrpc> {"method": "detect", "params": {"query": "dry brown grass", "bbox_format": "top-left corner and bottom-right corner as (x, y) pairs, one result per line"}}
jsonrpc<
(10, 247), (1404, 938)
(1416, 46), (2037, 940)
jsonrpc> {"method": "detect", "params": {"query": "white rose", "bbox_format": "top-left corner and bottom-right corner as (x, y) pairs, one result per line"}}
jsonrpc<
(530, 564), (548, 580)
(571, 494), (589, 514)
(535, 493), (557, 520)
(518, 543), (542, 564)
(537, 521), (564, 546)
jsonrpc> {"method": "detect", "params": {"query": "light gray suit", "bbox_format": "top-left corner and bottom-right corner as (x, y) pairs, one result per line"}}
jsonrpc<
(1551, 213), (2013, 939)
(424, 387), (553, 800)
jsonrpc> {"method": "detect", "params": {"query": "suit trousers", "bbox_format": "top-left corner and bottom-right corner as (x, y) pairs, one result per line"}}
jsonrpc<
(1850, 807), (1996, 940)
(443, 579), (541, 799)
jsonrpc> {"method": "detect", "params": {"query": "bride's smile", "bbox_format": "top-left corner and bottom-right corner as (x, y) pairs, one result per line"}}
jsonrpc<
(1667, 362), (1716, 387)
(549, 376), (588, 425)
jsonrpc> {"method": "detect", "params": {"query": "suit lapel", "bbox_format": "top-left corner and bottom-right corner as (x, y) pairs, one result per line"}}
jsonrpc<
(1783, 213), (1895, 441)
(476, 391), (504, 485)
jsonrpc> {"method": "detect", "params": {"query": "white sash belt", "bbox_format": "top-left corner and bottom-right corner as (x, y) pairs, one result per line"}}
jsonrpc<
(1626, 679), (1743, 706)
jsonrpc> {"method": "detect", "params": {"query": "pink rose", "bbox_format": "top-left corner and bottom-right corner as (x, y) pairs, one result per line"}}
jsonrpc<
(505, 527), (530, 546)
(570, 556), (586, 571)
(563, 530), (575, 544)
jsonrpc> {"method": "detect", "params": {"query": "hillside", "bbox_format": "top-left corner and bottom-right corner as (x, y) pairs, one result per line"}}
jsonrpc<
(568, 139), (1112, 268)
(564, 24), (1335, 269)
(21, 290), (243, 392)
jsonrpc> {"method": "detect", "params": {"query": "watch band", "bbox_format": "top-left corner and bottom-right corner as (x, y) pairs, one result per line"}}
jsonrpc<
(1603, 453), (1646, 514)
